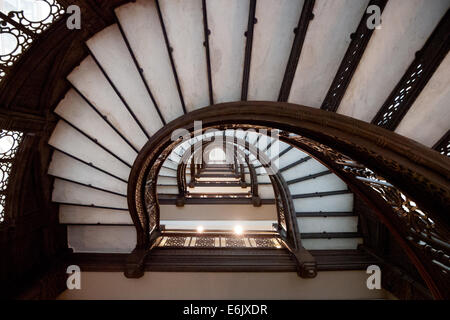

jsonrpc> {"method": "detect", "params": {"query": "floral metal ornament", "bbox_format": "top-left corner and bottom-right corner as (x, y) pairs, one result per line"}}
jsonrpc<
(0, 0), (65, 83)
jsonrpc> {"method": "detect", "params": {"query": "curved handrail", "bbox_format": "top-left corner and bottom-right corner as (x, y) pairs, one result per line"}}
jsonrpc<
(128, 101), (450, 298)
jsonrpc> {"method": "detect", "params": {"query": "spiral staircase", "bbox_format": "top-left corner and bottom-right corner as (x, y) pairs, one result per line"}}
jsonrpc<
(41, 0), (448, 279)
(0, 0), (449, 301)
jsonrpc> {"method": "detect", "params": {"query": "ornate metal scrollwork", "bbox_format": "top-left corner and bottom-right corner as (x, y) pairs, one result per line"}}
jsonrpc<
(145, 153), (170, 232)
(144, 161), (160, 231)
(0, 194), (6, 223)
(0, 129), (23, 158)
(275, 197), (286, 232)
(0, 0), (65, 83)
(288, 134), (450, 281)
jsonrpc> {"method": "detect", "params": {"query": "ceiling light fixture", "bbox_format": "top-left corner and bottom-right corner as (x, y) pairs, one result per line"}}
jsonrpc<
(234, 225), (243, 235)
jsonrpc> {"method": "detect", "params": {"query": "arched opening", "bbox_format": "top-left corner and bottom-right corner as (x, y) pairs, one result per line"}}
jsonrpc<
(127, 102), (449, 298)
(207, 147), (226, 164)
(1, 0), (449, 301)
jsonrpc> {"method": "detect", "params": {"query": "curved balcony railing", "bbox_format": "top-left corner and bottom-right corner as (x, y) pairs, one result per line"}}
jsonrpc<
(127, 102), (450, 299)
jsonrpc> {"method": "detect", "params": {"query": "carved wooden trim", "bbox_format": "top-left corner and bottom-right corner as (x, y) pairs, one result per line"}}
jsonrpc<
(69, 249), (377, 273)
(127, 101), (449, 298)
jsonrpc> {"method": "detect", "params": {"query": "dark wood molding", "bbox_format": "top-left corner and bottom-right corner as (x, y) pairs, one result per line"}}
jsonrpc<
(68, 249), (378, 273)
(3, 252), (70, 300)
(371, 9), (450, 130)
(0, 12), (36, 38)
(0, 131), (68, 299)
(0, 110), (54, 133)
(321, 0), (389, 112)
(278, 0), (315, 102)
(0, 0), (129, 112)
(159, 197), (275, 205)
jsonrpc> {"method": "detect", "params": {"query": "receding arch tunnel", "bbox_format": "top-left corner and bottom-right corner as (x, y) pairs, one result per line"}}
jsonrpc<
(1, 0), (449, 301)
(127, 102), (450, 298)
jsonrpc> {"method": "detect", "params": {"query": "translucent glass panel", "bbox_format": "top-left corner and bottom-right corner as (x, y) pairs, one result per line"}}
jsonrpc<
(0, 129), (23, 222)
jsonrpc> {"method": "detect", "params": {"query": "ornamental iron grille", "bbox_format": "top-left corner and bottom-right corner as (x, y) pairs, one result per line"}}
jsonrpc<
(286, 134), (450, 282)
(0, 0), (65, 83)
(0, 129), (23, 222)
